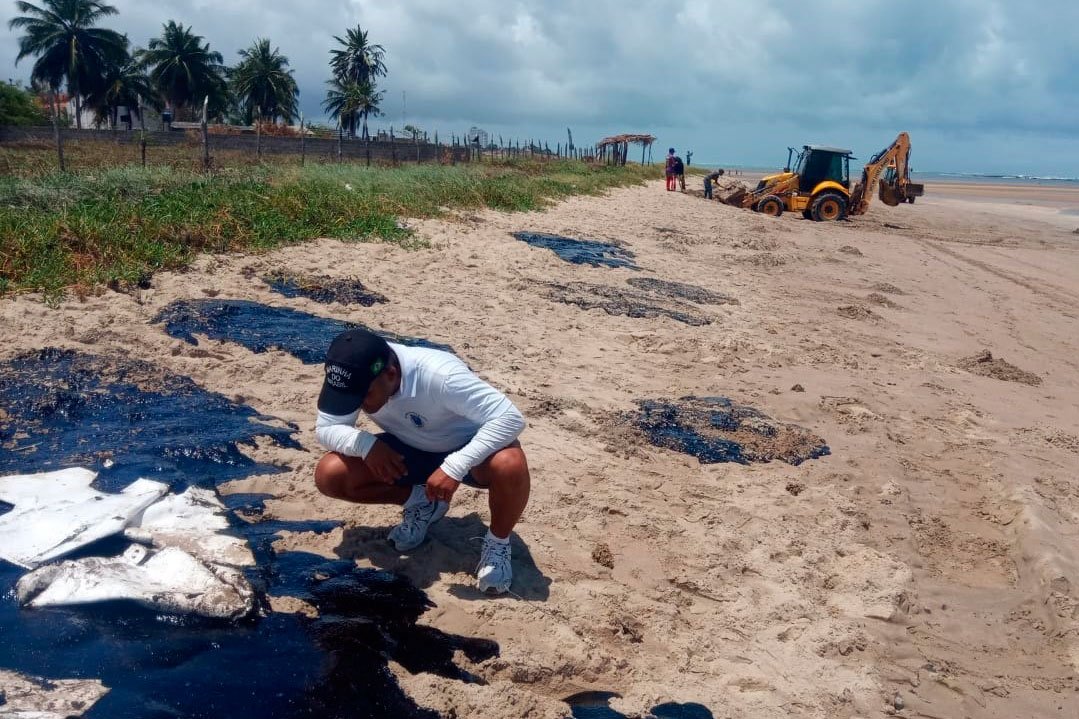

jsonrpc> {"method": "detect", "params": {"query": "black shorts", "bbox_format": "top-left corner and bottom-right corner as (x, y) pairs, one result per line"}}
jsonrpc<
(377, 433), (481, 488)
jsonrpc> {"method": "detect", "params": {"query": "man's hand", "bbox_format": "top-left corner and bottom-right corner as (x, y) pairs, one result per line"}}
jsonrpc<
(365, 439), (406, 484)
(425, 468), (460, 503)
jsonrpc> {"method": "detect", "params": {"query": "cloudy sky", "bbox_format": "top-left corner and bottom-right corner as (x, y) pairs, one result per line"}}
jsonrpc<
(3, 0), (1078, 175)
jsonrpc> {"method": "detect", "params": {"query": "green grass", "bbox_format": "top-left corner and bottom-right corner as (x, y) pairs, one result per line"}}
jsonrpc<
(0, 156), (663, 296)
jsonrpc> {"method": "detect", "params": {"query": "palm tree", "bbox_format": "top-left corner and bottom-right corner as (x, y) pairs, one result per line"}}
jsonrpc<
(9, 0), (128, 129)
(231, 38), (299, 124)
(323, 79), (382, 140)
(87, 47), (157, 129)
(329, 26), (386, 86)
(138, 20), (228, 121)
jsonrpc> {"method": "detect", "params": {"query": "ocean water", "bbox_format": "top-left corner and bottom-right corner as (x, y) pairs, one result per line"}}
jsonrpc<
(912, 172), (1079, 188)
(686, 159), (1079, 188)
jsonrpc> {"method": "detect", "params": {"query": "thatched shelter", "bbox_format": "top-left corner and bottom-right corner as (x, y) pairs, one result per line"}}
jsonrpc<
(597, 133), (656, 166)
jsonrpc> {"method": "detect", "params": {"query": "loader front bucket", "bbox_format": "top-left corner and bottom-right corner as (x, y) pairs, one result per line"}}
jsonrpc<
(720, 188), (748, 207)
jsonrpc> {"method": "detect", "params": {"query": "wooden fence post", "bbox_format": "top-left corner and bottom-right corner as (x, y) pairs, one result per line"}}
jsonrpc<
(201, 95), (210, 170)
(337, 119), (343, 163)
(390, 127), (397, 165)
(138, 97), (147, 167)
(299, 113), (305, 167)
(256, 108), (262, 161)
(49, 90), (65, 172)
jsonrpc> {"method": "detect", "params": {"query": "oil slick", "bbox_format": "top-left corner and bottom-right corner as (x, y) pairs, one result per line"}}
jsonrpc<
(154, 299), (451, 364)
(511, 231), (639, 269)
(0, 349), (496, 719)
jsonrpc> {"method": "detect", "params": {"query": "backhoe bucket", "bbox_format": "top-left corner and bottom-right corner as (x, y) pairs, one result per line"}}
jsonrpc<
(878, 180), (902, 207)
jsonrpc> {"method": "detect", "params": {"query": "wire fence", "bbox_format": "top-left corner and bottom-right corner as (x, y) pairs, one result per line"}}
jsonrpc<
(0, 123), (608, 176)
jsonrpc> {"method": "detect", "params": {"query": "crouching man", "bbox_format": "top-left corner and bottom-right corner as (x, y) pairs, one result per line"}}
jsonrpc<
(313, 328), (530, 595)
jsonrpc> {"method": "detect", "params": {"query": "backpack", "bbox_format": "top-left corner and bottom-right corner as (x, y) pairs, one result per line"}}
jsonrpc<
(673, 157), (684, 174)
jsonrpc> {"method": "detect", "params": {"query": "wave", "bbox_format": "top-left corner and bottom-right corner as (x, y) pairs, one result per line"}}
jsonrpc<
(918, 171), (1079, 183)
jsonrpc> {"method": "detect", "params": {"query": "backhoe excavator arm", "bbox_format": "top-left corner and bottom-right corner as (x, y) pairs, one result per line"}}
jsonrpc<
(848, 132), (917, 216)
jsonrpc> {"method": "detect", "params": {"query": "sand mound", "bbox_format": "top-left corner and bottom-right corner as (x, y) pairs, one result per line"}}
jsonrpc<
(866, 293), (902, 309)
(837, 305), (878, 321)
(959, 350), (1042, 385)
(736, 252), (789, 267)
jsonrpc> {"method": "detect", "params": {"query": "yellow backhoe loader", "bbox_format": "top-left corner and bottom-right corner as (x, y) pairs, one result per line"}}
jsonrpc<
(720, 132), (924, 221)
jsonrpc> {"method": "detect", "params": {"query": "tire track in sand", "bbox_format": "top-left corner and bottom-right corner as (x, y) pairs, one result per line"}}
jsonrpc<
(916, 239), (1079, 317)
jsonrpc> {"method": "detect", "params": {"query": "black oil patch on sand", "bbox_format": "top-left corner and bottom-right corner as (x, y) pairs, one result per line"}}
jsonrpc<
(631, 396), (829, 465)
(511, 232), (639, 269)
(154, 299), (451, 364)
(264, 271), (388, 307)
(625, 278), (738, 306)
(564, 691), (714, 718)
(546, 282), (712, 326)
(0, 349), (497, 719)
(0, 348), (298, 490)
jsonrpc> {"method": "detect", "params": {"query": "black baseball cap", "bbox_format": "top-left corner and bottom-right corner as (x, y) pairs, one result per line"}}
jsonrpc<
(318, 328), (392, 414)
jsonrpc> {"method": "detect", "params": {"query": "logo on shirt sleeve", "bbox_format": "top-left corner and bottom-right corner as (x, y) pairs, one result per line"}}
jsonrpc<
(406, 412), (426, 428)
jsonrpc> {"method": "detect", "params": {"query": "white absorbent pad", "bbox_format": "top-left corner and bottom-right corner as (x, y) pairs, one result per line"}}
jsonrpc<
(125, 486), (255, 567)
(15, 544), (256, 620)
(0, 468), (168, 569)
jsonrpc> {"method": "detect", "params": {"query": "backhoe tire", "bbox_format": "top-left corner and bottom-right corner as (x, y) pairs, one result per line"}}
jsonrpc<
(756, 195), (784, 217)
(810, 191), (848, 222)
(802, 209), (813, 220)
(906, 196), (916, 204)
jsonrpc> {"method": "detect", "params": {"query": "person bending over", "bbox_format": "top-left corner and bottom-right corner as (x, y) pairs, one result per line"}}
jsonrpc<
(704, 168), (724, 199)
(313, 328), (530, 595)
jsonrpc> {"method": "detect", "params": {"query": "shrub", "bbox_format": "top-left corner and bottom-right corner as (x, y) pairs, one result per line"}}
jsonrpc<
(0, 82), (49, 126)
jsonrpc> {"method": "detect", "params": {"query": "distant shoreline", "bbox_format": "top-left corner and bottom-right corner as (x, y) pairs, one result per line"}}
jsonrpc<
(918, 179), (1079, 205)
(689, 163), (1079, 188)
(915, 173), (1079, 188)
(696, 166), (1079, 210)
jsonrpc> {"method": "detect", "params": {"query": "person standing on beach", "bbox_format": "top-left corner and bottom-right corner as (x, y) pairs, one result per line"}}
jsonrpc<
(665, 148), (677, 191)
(313, 328), (530, 595)
(703, 168), (724, 200)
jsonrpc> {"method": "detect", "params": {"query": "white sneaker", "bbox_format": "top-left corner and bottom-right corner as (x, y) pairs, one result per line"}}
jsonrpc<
(387, 494), (449, 552)
(476, 536), (512, 595)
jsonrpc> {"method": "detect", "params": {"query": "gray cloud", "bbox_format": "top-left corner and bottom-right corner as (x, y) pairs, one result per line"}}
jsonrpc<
(3, 0), (1077, 173)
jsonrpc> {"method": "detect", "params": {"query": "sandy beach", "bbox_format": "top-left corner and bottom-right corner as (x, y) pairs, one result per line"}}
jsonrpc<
(3, 178), (1079, 717)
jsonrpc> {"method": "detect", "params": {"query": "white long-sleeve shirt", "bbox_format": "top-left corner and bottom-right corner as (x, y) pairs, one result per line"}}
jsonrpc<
(314, 343), (525, 481)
